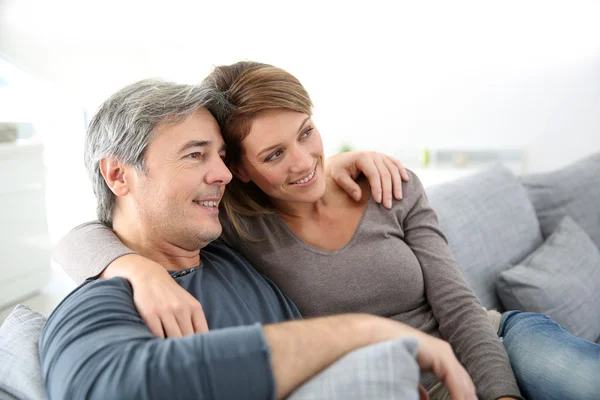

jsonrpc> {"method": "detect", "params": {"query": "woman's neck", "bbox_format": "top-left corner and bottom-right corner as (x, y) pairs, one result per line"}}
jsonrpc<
(273, 177), (369, 222)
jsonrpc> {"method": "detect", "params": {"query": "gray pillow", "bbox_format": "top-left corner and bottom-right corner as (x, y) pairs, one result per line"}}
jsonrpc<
(496, 216), (600, 342)
(426, 164), (543, 310)
(520, 152), (600, 250)
(0, 390), (18, 400)
(0, 304), (48, 400)
(289, 337), (420, 400)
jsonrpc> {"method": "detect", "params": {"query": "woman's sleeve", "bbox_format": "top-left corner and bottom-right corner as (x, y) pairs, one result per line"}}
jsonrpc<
(52, 221), (136, 285)
(400, 171), (523, 400)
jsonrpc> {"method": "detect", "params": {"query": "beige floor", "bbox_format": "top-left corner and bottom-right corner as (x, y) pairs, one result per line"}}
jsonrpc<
(0, 268), (75, 324)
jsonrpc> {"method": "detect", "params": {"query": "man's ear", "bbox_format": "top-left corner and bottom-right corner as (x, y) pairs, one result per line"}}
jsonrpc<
(231, 164), (251, 183)
(99, 158), (131, 196)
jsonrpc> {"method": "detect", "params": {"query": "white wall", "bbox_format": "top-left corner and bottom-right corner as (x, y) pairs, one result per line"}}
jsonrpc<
(1, 0), (599, 239)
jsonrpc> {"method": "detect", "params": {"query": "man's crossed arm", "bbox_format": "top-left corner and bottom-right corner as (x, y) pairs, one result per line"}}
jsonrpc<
(39, 278), (475, 400)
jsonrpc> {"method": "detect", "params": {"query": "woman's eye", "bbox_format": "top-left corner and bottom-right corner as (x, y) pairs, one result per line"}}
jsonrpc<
(300, 127), (314, 139)
(265, 149), (283, 162)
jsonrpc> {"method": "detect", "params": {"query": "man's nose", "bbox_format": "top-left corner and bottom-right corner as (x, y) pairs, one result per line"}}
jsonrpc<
(206, 156), (233, 186)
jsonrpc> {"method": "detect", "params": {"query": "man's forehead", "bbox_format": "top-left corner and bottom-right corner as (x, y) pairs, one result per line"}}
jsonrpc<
(154, 108), (224, 147)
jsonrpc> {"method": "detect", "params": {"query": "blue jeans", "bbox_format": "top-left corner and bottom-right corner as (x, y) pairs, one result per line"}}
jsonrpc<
(499, 311), (600, 400)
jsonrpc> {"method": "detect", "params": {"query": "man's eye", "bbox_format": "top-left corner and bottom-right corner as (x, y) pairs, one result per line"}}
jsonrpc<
(187, 152), (203, 159)
(265, 149), (283, 162)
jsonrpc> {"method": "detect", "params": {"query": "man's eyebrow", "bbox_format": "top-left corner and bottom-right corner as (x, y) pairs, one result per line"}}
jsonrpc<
(177, 140), (212, 155)
(258, 117), (311, 157)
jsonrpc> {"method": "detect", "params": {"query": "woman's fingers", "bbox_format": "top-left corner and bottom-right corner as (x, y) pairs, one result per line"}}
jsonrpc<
(191, 303), (209, 333)
(174, 309), (196, 336)
(161, 312), (184, 338)
(143, 311), (166, 338)
(128, 261), (210, 338)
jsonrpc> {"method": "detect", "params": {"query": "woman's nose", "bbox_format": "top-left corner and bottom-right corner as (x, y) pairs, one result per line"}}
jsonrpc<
(289, 147), (313, 172)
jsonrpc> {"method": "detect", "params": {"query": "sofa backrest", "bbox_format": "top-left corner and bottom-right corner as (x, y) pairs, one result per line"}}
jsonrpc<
(520, 152), (600, 250)
(426, 164), (543, 310)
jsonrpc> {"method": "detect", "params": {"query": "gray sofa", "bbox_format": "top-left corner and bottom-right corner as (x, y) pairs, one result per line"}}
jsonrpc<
(427, 152), (600, 343)
(1, 152), (599, 399)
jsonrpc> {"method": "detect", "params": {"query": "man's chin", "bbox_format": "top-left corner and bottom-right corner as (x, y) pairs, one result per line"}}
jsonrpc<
(175, 224), (222, 250)
(195, 227), (222, 246)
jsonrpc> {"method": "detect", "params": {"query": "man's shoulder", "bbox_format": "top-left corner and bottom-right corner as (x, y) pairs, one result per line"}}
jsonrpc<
(43, 277), (135, 332)
(39, 277), (142, 363)
(66, 276), (133, 304)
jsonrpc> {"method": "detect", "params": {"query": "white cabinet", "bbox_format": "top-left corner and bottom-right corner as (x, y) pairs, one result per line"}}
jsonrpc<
(0, 140), (52, 308)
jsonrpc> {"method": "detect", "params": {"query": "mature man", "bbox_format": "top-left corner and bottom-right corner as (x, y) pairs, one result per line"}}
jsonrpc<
(39, 80), (474, 399)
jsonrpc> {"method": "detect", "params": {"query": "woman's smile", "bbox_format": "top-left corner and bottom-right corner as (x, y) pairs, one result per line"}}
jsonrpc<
(289, 165), (318, 186)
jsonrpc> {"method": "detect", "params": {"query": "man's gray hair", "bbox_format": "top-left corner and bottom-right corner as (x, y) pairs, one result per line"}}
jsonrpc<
(85, 79), (214, 227)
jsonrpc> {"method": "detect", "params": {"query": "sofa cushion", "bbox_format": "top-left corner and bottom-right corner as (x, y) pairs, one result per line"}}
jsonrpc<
(0, 390), (18, 400)
(0, 304), (48, 400)
(520, 152), (600, 250)
(426, 164), (543, 310)
(289, 337), (419, 400)
(496, 216), (600, 343)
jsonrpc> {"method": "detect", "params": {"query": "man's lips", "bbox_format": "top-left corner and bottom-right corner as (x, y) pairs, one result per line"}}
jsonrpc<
(192, 197), (221, 208)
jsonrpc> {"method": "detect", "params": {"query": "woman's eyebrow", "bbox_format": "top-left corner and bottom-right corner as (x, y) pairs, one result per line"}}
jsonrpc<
(296, 116), (311, 134)
(258, 117), (311, 157)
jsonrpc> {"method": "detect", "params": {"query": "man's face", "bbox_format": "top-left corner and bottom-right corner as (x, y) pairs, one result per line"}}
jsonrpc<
(129, 108), (232, 251)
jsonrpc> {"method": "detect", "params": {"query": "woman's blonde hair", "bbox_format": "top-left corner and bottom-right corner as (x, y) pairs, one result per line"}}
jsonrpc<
(203, 61), (313, 240)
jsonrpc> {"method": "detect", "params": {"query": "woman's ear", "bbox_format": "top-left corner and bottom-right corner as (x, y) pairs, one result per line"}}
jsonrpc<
(231, 164), (251, 183)
(99, 158), (131, 196)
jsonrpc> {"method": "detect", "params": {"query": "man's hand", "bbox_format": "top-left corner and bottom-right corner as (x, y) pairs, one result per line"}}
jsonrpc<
(102, 254), (209, 337)
(418, 385), (430, 400)
(326, 151), (409, 209)
(265, 314), (476, 400)
(371, 317), (477, 400)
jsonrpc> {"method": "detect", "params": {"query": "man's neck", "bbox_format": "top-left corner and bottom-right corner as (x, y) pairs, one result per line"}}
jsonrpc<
(112, 218), (202, 272)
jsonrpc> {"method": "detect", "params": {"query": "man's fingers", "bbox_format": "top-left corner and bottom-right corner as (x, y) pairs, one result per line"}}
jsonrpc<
(374, 156), (393, 209)
(161, 313), (184, 338)
(418, 385), (430, 400)
(383, 156), (404, 200)
(416, 339), (475, 400)
(356, 158), (382, 203)
(441, 365), (476, 400)
(386, 156), (409, 182)
(334, 172), (363, 201)
(192, 305), (209, 333)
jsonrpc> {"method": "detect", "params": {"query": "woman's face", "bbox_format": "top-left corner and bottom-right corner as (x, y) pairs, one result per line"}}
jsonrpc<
(235, 109), (326, 205)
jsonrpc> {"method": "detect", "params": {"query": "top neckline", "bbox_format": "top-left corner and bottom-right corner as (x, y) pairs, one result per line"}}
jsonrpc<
(272, 197), (374, 256)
